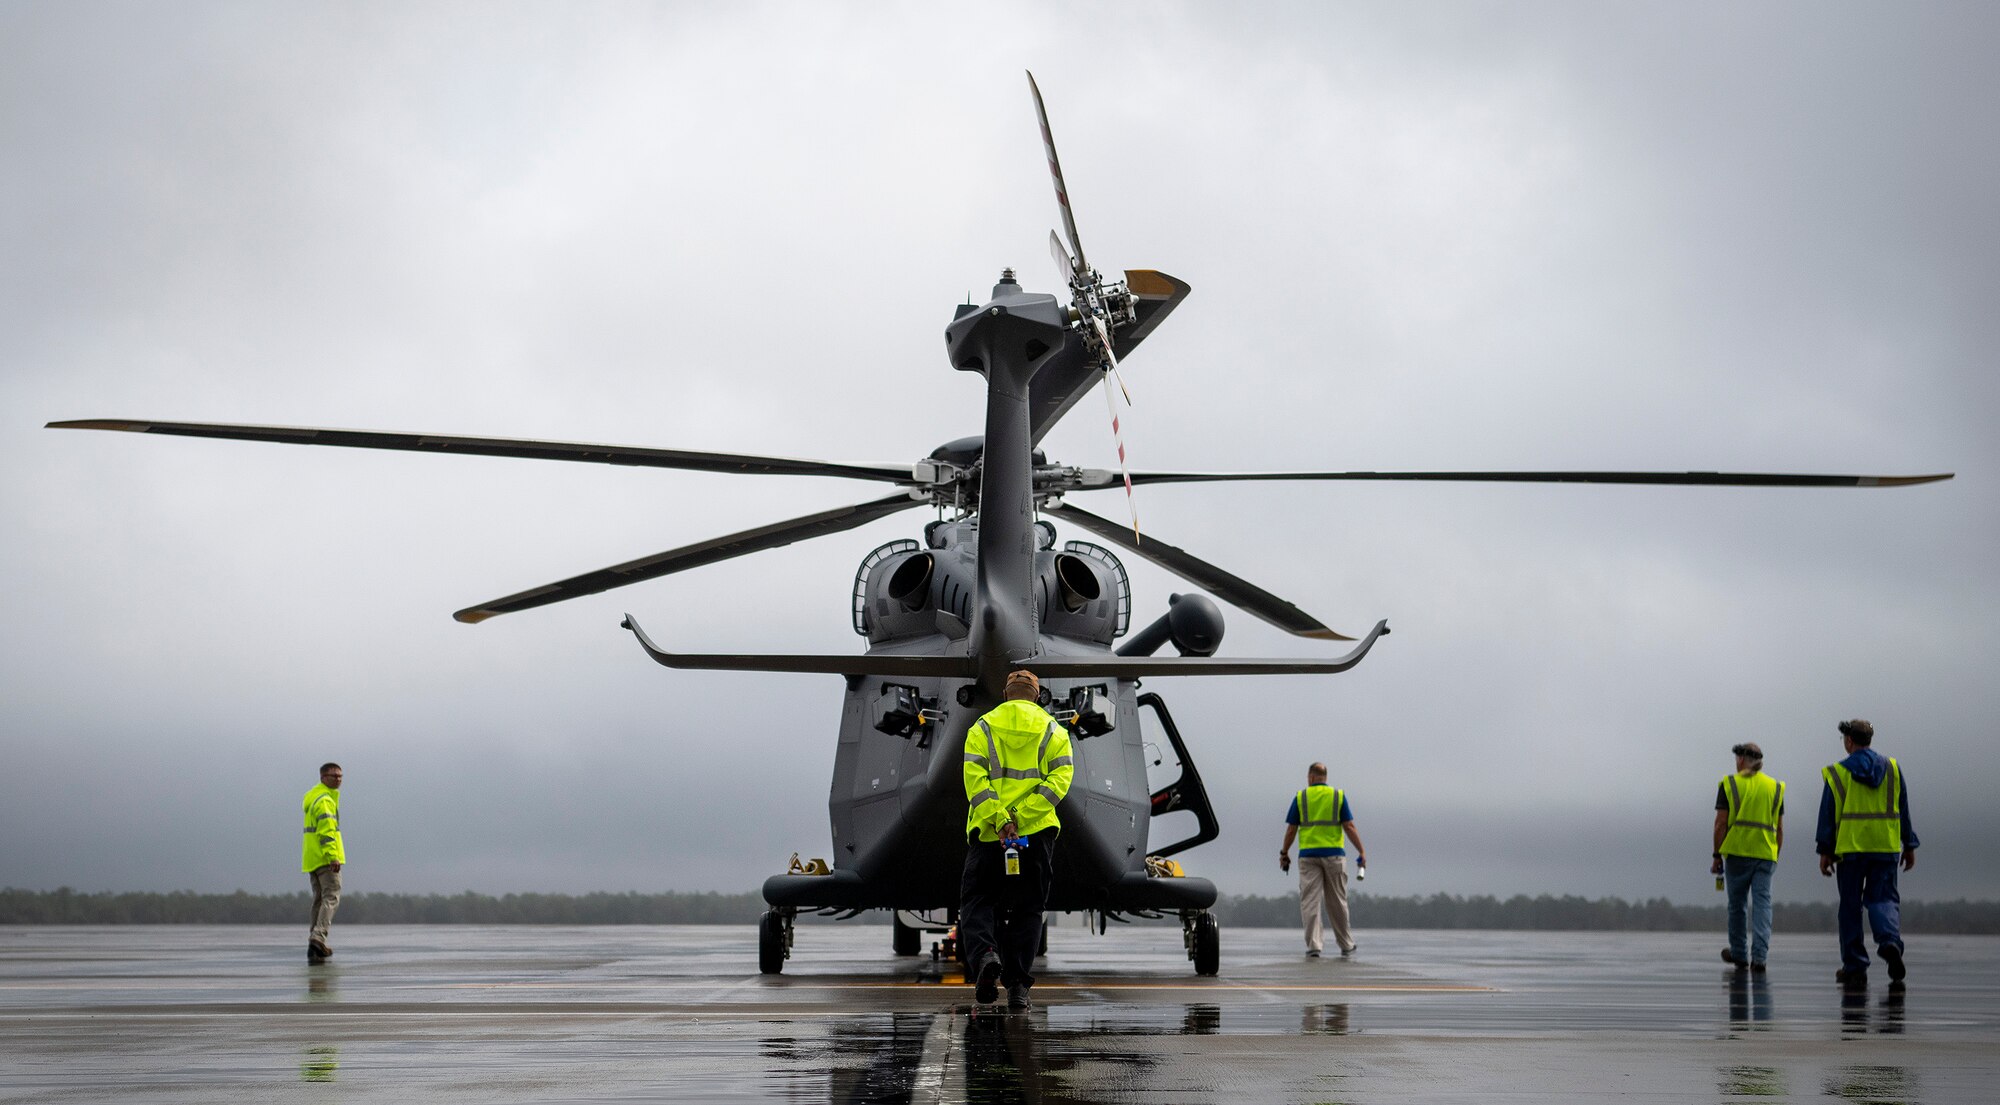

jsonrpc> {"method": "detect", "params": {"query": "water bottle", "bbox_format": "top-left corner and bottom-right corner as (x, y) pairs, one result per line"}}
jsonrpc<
(1356, 860), (1366, 881)
(1005, 843), (1020, 877)
(1715, 861), (1724, 892)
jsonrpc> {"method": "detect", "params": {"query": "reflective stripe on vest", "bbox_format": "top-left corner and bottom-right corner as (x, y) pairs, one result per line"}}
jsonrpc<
(1295, 785), (1345, 851)
(1720, 772), (1783, 861)
(1825, 758), (1903, 854)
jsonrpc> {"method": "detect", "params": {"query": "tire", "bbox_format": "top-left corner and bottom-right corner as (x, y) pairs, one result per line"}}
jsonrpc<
(1191, 912), (1219, 976)
(759, 910), (787, 975)
(893, 915), (921, 956)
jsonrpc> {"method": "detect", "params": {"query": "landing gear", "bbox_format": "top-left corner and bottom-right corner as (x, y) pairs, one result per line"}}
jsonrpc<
(759, 909), (793, 975)
(893, 913), (921, 956)
(1183, 910), (1219, 976)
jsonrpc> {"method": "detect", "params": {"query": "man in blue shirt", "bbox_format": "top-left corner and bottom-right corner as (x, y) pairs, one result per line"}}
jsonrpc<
(1279, 762), (1368, 958)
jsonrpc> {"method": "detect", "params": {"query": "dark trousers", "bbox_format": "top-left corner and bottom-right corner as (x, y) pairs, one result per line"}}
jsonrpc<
(1835, 854), (1904, 972)
(959, 830), (1055, 988)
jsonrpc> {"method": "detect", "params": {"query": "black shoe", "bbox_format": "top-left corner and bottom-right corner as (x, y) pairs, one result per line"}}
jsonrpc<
(973, 954), (1002, 1004)
(1305, 949), (1321, 958)
(1340, 945), (1357, 957)
(1720, 948), (1744, 967)
(1749, 961), (1767, 973)
(1006, 984), (1031, 1012)
(1834, 968), (1867, 986)
(1881, 945), (1906, 982)
(308, 940), (331, 964)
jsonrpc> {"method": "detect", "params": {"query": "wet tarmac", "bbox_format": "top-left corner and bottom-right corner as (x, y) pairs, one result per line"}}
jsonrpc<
(2, 923), (1995, 1102)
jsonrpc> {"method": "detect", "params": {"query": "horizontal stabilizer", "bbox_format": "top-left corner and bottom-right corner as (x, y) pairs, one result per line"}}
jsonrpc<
(1025, 619), (1390, 678)
(622, 616), (976, 677)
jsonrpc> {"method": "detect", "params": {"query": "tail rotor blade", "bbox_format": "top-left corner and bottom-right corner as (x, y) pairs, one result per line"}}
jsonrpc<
(1101, 368), (1139, 544)
(1050, 229), (1079, 289)
(1026, 70), (1088, 277)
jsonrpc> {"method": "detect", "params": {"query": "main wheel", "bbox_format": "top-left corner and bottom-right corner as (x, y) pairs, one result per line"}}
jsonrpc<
(1191, 912), (1219, 976)
(759, 910), (787, 975)
(893, 914), (921, 956)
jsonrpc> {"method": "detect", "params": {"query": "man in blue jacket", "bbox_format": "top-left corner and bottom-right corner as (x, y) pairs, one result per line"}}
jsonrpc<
(1817, 719), (1918, 985)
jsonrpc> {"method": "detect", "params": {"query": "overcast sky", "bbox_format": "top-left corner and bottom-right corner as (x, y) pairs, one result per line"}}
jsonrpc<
(5, 3), (1994, 910)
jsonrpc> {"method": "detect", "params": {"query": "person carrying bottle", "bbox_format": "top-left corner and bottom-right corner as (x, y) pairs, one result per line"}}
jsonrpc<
(960, 669), (1074, 1011)
(1713, 742), (1784, 971)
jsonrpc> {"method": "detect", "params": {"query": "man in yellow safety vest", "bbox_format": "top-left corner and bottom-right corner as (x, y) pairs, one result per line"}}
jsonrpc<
(1712, 741), (1784, 970)
(961, 669), (1074, 1012)
(1816, 719), (1918, 985)
(302, 762), (345, 964)
(1279, 762), (1368, 958)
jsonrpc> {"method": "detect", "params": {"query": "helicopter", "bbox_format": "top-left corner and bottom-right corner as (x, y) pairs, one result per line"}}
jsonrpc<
(48, 73), (1951, 976)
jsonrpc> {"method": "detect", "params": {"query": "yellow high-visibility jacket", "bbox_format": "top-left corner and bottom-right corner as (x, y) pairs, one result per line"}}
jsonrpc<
(963, 699), (1074, 842)
(301, 784), (344, 872)
(1719, 771), (1784, 861)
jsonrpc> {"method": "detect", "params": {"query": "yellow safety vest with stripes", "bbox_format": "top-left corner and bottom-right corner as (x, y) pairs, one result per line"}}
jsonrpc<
(1824, 757), (1903, 855)
(1718, 771), (1784, 861)
(1295, 785), (1345, 851)
(963, 699), (1074, 842)
(301, 784), (344, 872)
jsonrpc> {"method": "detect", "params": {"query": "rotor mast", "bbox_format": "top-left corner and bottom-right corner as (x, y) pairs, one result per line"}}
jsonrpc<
(945, 269), (1070, 694)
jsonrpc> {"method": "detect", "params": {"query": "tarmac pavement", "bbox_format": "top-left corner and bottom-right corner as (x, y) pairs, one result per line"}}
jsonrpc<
(1, 923), (1993, 1102)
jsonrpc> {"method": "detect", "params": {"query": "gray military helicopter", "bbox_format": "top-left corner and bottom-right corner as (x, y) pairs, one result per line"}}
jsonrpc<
(50, 74), (1950, 975)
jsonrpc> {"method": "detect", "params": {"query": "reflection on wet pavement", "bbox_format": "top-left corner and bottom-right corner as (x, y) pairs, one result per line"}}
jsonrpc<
(1726, 970), (1774, 1027)
(1822, 1063), (1917, 1104)
(1716, 1063), (1785, 1097)
(299, 1044), (338, 1083)
(0, 926), (1994, 1102)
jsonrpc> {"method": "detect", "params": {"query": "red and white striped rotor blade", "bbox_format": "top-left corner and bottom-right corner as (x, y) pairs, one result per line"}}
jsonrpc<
(1027, 71), (1089, 279)
(1092, 322), (1139, 544)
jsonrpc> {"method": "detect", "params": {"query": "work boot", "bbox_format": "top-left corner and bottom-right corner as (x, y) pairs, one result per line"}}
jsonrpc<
(1720, 947), (1741, 967)
(1834, 968), (1867, 986)
(307, 941), (329, 965)
(1880, 945), (1907, 982)
(1749, 961), (1767, 973)
(973, 953), (1002, 1004)
(1006, 984), (1031, 1012)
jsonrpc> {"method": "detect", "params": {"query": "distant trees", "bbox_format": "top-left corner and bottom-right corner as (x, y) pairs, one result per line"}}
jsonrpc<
(4, 887), (1997, 931)
(1214, 892), (2000, 934)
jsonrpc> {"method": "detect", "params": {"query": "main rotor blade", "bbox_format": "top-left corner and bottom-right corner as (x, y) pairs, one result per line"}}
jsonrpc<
(1047, 502), (1352, 641)
(455, 493), (921, 623)
(46, 420), (913, 483)
(1026, 70), (1088, 278)
(1099, 469), (1955, 489)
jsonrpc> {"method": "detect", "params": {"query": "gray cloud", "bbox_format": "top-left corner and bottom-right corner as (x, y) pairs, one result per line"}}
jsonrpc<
(4, 3), (1993, 904)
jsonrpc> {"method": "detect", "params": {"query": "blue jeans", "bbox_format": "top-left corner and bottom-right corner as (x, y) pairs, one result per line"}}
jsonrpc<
(1835, 854), (1903, 973)
(1724, 856), (1775, 964)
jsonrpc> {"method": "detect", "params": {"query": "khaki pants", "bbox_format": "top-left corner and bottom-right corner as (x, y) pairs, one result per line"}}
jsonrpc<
(1298, 855), (1354, 954)
(309, 865), (342, 948)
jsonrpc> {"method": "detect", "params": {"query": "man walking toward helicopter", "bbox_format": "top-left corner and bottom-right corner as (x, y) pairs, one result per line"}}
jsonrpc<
(961, 669), (1074, 1012)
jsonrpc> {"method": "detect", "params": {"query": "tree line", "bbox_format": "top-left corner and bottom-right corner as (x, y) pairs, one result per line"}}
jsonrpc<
(5, 887), (1998, 932)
